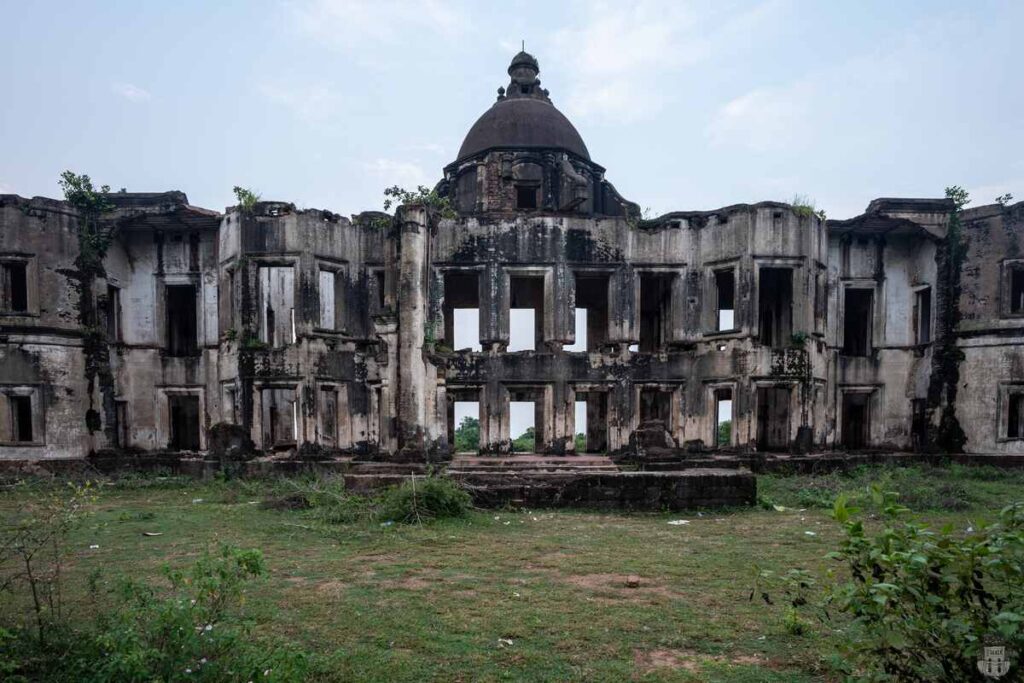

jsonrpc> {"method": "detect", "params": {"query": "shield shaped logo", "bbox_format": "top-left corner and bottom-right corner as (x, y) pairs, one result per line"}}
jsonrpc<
(978, 645), (1011, 679)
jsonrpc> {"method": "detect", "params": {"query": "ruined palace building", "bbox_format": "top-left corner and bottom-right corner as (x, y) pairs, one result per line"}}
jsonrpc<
(2, 52), (1023, 463)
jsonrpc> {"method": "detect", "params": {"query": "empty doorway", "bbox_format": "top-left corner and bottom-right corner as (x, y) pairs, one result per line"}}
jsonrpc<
(756, 387), (791, 451)
(841, 393), (871, 449)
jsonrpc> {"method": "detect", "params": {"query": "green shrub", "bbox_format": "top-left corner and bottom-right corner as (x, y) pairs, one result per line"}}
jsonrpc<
(758, 489), (1024, 681)
(378, 476), (472, 524)
(1, 544), (330, 682)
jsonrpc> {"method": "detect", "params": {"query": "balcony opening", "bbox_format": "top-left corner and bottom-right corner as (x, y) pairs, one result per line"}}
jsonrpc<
(714, 269), (735, 331)
(913, 287), (932, 344)
(758, 267), (792, 348)
(756, 386), (790, 451)
(165, 285), (198, 356)
(572, 273), (609, 351)
(841, 393), (871, 449)
(714, 389), (732, 447)
(168, 395), (200, 451)
(575, 392), (608, 453)
(639, 273), (673, 352)
(0, 261), (28, 313)
(259, 266), (295, 346)
(374, 270), (386, 311)
(509, 275), (544, 351)
(444, 272), (480, 351)
(449, 398), (480, 453)
(1009, 392), (1024, 439)
(843, 288), (873, 356)
(1011, 266), (1024, 314)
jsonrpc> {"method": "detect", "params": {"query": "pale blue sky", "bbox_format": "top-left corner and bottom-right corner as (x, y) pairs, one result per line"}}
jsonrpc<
(2, 0), (1021, 218)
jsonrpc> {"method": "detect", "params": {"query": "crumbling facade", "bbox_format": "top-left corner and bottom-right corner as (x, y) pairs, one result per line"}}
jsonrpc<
(1, 52), (1022, 462)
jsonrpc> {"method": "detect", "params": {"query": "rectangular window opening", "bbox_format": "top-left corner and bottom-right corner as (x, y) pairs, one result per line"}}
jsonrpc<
(444, 272), (481, 351)
(106, 285), (122, 341)
(756, 386), (790, 451)
(1008, 393), (1024, 439)
(10, 395), (33, 442)
(319, 269), (337, 330)
(320, 388), (338, 446)
(115, 400), (129, 448)
(714, 389), (732, 448)
(509, 275), (544, 351)
(1, 262), (29, 313)
(843, 288), (873, 356)
(759, 268), (792, 348)
(639, 273), (674, 352)
(452, 400), (480, 453)
(565, 309), (588, 352)
(576, 392), (608, 453)
(841, 393), (871, 449)
(1010, 267), (1024, 314)
(573, 273), (609, 351)
(914, 287), (932, 345)
(516, 186), (538, 209)
(262, 388), (297, 449)
(165, 285), (198, 356)
(715, 269), (735, 331)
(259, 266), (295, 346)
(374, 270), (386, 310)
(510, 400), (536, 452)
(640, 388), (672, 426)
(168, 395), (200, 451)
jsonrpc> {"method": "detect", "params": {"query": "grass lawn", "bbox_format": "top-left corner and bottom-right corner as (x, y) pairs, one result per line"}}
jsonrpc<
(2, 464), (1024, 681)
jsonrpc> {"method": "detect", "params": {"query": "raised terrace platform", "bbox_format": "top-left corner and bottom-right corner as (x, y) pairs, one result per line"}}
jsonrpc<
(7, 451), (1024, 511)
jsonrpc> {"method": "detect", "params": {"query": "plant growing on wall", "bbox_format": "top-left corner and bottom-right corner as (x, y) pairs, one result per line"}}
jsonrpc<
(59, 171), (118, 438)
(381, 185), (456, 220)
(232, 186), (261, 214)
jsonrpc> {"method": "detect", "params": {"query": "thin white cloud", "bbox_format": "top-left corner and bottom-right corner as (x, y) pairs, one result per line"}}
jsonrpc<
(551, 0), (788, 122)
(111, 82), (151, 103)
(706, 85), (811, 153)
(0, 182), (16, 195)
(258, 82), (341, 122)
(405, 142), (446, 155)
(364, 158), (431, 190)
(289, 0), (469, 50)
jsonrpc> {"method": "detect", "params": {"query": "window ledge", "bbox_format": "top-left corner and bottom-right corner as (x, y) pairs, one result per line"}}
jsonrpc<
(0, 441), (46, 447)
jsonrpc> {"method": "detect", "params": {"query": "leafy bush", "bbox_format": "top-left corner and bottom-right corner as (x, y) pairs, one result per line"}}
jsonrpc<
(1, 544), (328, 682)
(453, 416), (480, 453)
(757, 488), (1024, 681)
(378, 476), (472, 524)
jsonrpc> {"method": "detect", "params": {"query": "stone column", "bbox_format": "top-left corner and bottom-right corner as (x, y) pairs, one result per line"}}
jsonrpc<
(395, 204), (429, 460)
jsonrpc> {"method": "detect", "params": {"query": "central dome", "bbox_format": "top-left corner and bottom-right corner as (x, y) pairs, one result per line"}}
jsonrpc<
(455, 52), (590, 162)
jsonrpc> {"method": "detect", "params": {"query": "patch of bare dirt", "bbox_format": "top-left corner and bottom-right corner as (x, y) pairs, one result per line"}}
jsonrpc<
(633, 648), (770, 677)
(562, 573), (679, 601)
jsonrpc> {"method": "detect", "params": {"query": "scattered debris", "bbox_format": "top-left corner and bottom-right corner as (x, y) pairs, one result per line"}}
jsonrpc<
(142, 532), (163, 537)
(804, 531), (817, 536)
(667, 519), (690, 526)
(497, 638), (514, 647)
(626, 575), (641, 588)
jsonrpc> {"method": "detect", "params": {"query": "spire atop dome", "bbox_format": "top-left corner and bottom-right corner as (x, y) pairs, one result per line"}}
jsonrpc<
(499, 51), (550, 103)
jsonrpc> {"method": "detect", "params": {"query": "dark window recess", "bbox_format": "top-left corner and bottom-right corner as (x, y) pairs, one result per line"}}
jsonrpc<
(168, 395), (200, 451)
(843, 289), (873, 356)
(375, 270), (386, 310)
(639, 389), (671, 425)
(10, 395), (33, 442)
(639, 273), (674, 352)
(1009, 393), (1024, 439)
(756, 386), (790, 451)
(911, 398), (928, 451)
(106, 285), (122, 341)
(115, 400), (129, 448)
(715, 270), (735, 331)
(576, 392), (608, 453)
(913, 288), (931, 344)
(575, 274), (610, 350)
(166, 285), (198, 356)
(1, 262), (28, 312)
(759, 268), (792, 348)
(1011, 267), (1024, 314)
(516, 186), (538, 209)
(321, 389), (338, 444)
(188, 233), (200, 271)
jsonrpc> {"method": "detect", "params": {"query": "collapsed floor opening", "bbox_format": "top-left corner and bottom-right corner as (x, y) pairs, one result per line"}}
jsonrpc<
(443, 271), (480, 351)
(509, 276), (544, 351)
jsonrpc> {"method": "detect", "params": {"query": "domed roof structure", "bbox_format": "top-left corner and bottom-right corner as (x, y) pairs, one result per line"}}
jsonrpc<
(455, 52), (590, 162)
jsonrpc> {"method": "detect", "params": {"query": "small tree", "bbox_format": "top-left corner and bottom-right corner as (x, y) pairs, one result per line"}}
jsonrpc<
(232, 186), (261, 213)
(453, 416), (480, 452)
